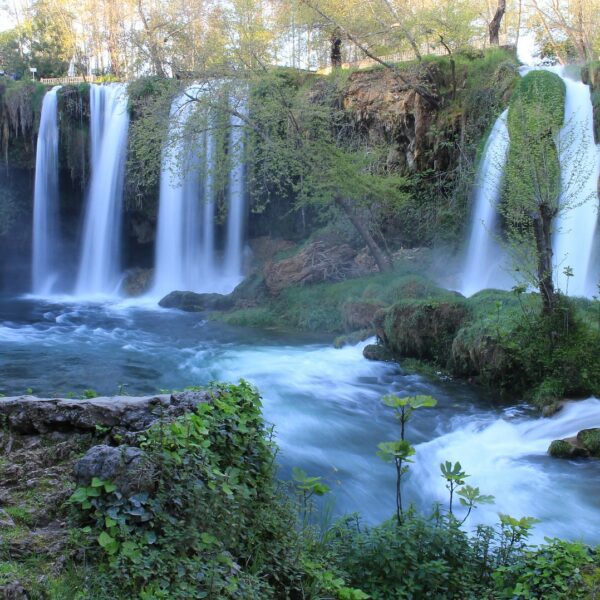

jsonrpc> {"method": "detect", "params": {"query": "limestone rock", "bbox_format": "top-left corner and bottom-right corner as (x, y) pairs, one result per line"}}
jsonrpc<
(159, 290), (234, 311)
(74, 445), (154, 496)
(548, 429), (600, 459)
(363, 344), (394, 362)
(0, 391), (209, 435)
(548, 438), (590, 459)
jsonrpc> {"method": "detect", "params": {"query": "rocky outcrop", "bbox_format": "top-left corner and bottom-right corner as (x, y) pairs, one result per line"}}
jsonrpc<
(0, 390), (211, 590)
(342, 65), (443, 173)
(159, 290), (234, 311)
(363, 344), (394, 362)
(549, 428), (600, 459)
(0, 391), (210, 434)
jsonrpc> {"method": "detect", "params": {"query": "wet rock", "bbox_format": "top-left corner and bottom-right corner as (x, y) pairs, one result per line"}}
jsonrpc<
(158, 290), (234, 311)
(577, 428), (600, 457)
(74, 445), (154, 496)
(548, 427), (600, 459)
(122, 268), (154, 297)
(541, 401), (564, 418)
(548, 438), (590, 459)
(363, 344), (394, 362)
(0, 391), (209, 435)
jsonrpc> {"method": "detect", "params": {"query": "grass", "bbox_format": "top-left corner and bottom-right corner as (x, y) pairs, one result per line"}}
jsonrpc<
(215, 268), (456, 334)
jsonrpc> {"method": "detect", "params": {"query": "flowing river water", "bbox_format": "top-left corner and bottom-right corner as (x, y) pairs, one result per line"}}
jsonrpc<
(2, 296), (599, 543)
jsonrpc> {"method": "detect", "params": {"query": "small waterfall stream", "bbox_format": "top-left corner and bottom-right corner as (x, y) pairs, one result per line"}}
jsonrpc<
(551, 66), (600, 297)
(224, 100), (247, 286)
(460, 109), (511, 296)
(32, 86), (61, 295)
(76, 84), (129, 297)
(152, 86), (247, 298)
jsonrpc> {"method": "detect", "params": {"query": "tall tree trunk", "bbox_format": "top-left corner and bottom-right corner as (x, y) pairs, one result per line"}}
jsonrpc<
(335, 195), (392, 273)
(489, 0), (506, 46)
(330, 27), (342, 69)
(533, 203), (555, 314)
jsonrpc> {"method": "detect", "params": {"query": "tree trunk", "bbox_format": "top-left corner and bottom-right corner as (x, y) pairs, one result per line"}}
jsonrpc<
(330, 27), (342, 69)
(335, 196), (393, 273)
(489, 0), (506, 46)
(532, 203), (555, 314)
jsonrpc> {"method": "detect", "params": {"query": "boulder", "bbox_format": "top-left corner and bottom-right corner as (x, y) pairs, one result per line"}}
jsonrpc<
(0, 581), (29, 599)
(158, 290), (234, 311)
(363, 344), (394, 362)
(548, 438), (590, 459)
(0, 391), (209, 435)
(548, 429), (600, 459)
(74, 445), (154, 496)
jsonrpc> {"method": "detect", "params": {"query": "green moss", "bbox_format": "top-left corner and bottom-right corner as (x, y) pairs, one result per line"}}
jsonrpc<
(548, 439), (574, 458)
(504, 71), (565, 248)
(578, 429), (600, 456)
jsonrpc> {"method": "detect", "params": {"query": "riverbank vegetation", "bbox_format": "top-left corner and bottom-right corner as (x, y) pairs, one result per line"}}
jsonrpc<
(1, 383), (598, 598)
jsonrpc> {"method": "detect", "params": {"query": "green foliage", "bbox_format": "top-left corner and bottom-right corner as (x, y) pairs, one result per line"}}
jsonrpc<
(493, 539), (597, 599)
(379, 394), (437, 523)
(503, 70), (566, 299)
(69, 381), (356, 598)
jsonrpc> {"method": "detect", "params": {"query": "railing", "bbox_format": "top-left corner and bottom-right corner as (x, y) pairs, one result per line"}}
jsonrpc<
(39, 75), (97, 85)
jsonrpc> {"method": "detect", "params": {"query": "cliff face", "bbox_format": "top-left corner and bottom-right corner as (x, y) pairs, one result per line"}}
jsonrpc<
(341, 50), (518, 179)
(343, 66), (439, 173)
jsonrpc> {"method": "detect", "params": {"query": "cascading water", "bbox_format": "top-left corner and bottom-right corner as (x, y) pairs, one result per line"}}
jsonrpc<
(550, 66), (600, 297)
(461, 65), (599, 298)
(32, 86), (61, 295)
(460, 109), (512, 296)
(223, 98), (248, 286)
(153, 85), (207, 297)
(75, 84), (129, 297)
(412, 397), (600, 542)
(152, 86), (247, 298)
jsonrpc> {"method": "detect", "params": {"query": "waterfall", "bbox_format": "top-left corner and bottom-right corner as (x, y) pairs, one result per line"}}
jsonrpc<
(459, 110), (512, 296)
(75, 84), (129, 297)
(152, 86), (247, 299)
(153, 85), (204, 296)
(461, 66), (600, 298)
(223, 99), (247, 285)
(32, 86), (61, 295)
(551, 67), (600, 297)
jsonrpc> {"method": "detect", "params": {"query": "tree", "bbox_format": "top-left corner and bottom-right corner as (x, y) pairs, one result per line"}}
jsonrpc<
(500, 70), (595, 314)
(489, 0), (507, 45)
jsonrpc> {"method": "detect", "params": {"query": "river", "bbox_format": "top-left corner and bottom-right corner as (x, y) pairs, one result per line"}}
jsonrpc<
(1, 296), (599, 543)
